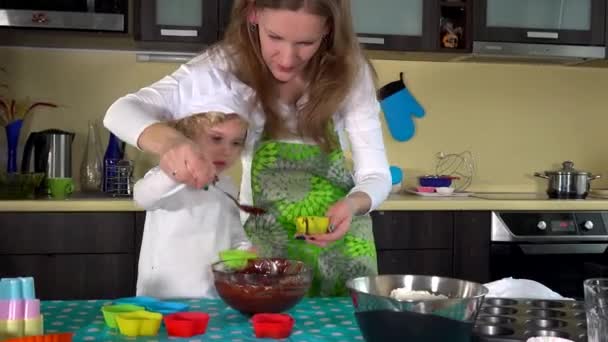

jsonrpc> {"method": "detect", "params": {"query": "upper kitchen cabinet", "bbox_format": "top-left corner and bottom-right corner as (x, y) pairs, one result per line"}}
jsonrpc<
(352, 0), (473, 52)
(352, 0), (434, 51)
(134, 0), (219, 44)
(0, 0), (128, 32)
(475, 0), (606, 46)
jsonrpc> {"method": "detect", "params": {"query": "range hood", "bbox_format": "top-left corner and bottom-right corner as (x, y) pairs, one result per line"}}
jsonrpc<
(468, 41), (606, 65)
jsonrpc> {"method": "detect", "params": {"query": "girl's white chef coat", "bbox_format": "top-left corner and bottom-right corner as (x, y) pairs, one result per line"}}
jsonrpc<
(133, 167), (252, 299)
(104, 48), (392, 216)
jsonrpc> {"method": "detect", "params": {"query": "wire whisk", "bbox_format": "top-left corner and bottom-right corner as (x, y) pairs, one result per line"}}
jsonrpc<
(435, 151), (475, 191)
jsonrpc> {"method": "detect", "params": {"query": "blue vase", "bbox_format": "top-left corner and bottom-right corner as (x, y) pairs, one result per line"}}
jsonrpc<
(102, 132), (124, 192)
(5, 120), (23, 173)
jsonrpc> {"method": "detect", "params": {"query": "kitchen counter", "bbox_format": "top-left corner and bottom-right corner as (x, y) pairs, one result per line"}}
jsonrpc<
(2, 193), (608, 212)
(379, 193), (608, 211)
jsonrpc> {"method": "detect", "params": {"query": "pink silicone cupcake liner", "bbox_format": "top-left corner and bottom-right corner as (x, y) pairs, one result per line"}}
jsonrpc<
(0, 299), (40, 320)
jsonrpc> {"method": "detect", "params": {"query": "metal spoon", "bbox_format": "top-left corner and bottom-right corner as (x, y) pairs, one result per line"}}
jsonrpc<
(159, 181), (267, 216)
(213, 185), (267, 216)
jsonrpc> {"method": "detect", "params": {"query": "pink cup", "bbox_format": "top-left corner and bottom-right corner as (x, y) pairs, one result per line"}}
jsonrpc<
(0, 299), (40, 320)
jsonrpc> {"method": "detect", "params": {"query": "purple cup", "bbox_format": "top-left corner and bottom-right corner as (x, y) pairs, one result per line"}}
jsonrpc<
(0, 299), (40, 320)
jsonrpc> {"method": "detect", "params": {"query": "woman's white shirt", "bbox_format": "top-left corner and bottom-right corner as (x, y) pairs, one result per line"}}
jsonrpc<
(133, 167), (251, 299)
(104, 49), (391, 213)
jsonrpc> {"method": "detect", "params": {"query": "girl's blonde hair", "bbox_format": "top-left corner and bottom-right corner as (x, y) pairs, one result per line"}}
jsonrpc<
(219, 0), (370, 152)
(169, 112), (248, 140)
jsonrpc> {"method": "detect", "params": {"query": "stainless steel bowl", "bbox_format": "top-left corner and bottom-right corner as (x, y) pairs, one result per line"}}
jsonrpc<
(346, 274), (488, 342)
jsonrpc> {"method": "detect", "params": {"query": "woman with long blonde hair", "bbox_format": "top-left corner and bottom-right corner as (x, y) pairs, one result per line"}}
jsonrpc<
(104, 0), (391, 296)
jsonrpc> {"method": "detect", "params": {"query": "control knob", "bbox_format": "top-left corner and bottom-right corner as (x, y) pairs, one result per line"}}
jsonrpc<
(537, 221), (547, 230)
(583, 221), (594, 231)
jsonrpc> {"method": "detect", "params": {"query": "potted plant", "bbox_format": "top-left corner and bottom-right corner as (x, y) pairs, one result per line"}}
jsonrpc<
(0, 67), (58, 173)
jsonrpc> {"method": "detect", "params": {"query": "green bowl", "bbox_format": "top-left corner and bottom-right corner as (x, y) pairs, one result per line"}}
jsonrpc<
(0, 172), (44, 199)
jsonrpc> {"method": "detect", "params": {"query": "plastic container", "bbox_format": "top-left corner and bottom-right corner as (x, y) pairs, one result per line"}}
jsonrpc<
(101, 304), (145, 329)
(0, 300), (40, 320)
(164, 312), (210, 338)
(3, 333), (73, 342)
(115, 311), (162, 337)
(251, 313), (295, 339)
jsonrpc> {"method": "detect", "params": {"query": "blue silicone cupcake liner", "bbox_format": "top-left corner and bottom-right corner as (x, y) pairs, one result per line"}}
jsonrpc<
(144, 301), (189, 315)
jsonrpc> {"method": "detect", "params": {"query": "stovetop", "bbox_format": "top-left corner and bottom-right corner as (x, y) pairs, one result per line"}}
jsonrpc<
(472, 193), (551, 200)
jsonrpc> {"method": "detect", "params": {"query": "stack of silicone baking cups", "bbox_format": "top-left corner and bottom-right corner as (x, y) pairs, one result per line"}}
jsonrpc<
(0, 277), (43, 340)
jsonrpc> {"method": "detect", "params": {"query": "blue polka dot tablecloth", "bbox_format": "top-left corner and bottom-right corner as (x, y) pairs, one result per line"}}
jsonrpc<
(42, 297), (365, 342)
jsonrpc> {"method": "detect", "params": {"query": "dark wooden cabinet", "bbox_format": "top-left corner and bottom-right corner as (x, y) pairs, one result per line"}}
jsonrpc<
(352, 0), (436, 51)
(373, 211), (453, 249)
(353, 0), (473, 52)
(0, 212), (141, 300)
(475, 0), (606, 46)
(372, 211), (454, 276)
(377, 250), (454, 277)
(0, 209), (490, 299)
(0, 213), (133, 254)
(371, 210), (491, 283)
(0, 254), (134, 300)
(134, 0), (220, 44)
(453, 211), (491, 283)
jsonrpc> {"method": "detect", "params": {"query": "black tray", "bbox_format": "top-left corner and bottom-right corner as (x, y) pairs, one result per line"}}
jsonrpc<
(473, 298), (588, 342)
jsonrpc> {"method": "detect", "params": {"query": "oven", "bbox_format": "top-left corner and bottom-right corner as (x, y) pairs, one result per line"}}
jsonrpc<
(0, 0), (127, 32)
(490, 211), (608, 299)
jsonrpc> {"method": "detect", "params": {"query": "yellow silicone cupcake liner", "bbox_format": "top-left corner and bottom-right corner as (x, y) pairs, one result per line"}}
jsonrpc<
(115, 311), (162, 337)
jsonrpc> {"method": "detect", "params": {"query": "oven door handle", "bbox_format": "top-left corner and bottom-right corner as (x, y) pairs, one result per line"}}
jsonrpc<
(519, 244), (608, 255)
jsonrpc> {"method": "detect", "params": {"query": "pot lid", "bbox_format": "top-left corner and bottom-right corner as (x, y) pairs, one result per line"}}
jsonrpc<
(544, 161), (591, 176)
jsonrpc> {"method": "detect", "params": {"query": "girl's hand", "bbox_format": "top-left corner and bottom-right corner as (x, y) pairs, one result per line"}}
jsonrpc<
(159, 137), (216, 189)
(305, 198), (355, 248)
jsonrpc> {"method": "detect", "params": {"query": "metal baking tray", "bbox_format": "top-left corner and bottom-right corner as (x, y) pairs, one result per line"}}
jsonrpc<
(473, 298), (588, 342)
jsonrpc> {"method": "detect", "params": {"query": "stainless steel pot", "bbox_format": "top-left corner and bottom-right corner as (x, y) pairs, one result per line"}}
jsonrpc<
(534, 161), (600, 199)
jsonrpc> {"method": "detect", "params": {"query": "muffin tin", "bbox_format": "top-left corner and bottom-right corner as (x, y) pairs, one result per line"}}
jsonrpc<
(473, 298), (588, 342)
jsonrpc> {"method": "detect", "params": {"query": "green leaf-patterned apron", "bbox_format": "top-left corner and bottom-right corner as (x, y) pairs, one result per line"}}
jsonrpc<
(243, 140), (378, 297)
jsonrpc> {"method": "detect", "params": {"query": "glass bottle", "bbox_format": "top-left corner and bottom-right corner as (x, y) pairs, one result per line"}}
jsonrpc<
(80, 120), (103, 192)
(102, 132), (124, 193)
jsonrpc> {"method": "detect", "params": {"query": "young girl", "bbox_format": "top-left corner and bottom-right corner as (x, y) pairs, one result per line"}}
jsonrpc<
(133, 71), (255, 299)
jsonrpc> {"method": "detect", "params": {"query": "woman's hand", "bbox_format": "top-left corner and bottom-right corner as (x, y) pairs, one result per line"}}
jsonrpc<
(305, 192), (372, 247)
(159, 136), (216, 189)
(305, 198), (355, 247)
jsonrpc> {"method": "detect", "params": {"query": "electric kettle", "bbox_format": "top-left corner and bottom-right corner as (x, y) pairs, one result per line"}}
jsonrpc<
(21, 129), (75, 178)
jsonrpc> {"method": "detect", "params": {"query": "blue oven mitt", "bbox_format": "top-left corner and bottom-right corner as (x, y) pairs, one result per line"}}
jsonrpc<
(378, 72), (425, 142)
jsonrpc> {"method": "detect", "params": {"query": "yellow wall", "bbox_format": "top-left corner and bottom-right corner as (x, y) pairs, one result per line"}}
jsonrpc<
(2, 46), (608, 193)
